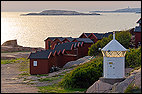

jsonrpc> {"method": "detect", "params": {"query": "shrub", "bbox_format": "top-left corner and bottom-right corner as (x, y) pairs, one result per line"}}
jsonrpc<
(125, 46), (141, 68)
(88, 34), (112, 56)
(88, 31), (131, 56)
(59, 57), (103, 89)
(115, 31), (131, 49)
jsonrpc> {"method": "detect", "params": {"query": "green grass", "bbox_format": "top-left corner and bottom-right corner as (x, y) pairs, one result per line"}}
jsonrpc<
(36, 74), (49, 77)
(19, 72), (30, 76)
(1, 59), (13, 64)
(38, 75), (64, 82)
(124, 83), (141, 93)
(38, 84), (86, 93)
(1, 58), (30, 76)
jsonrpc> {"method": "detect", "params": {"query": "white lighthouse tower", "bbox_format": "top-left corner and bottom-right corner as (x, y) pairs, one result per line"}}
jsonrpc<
(101, 31), (127, 79)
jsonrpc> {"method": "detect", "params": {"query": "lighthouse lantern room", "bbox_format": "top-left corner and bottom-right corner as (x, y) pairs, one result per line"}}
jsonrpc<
(101, 31), (127, 78)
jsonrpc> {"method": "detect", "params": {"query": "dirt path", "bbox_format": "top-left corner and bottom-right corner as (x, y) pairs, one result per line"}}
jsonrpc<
(1, 63), (38, 93)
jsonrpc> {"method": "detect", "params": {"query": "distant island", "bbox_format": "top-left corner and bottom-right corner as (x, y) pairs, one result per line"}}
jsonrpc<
(90, 7), (141, 13)
(21, 10), (101, 16)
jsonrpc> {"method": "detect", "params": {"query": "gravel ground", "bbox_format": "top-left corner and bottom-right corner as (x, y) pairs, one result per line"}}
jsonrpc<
(1, 63), (38, 93)
(1, 52), (92, 93)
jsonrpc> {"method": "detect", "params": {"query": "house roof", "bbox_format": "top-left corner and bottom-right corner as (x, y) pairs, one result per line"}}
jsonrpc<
(73, 38), (94, 43)
(93, 33), (104, 40)
(28, 42), (83, 59)
(84, 33), (92, 37)
(44, 37), (73, 41)
(136, 18), (141, 24)
(101, 32), (127, 51)
(54, 42), (83, 51)
(64, 37), (75, 42)
(93, 32), (113, 40)
(28, 50), (56, 59)
(134, 26), (141, 32)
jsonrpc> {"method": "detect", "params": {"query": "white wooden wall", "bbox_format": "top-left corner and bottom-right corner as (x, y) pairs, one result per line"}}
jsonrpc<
(103, 57), (125, 78)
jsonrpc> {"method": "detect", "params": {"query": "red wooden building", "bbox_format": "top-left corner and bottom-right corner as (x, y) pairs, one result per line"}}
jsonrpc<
(28, 42), (86, 74)
(29, 32), (113, 74)
(79, 32), (113, 43)
(134, 18), (141, 47)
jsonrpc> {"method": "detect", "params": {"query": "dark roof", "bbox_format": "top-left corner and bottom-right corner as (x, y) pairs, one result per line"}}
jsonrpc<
(65, 37), (75, 41)
(74, 38), (94, 43)
(93, 32), (113, 40)
(29, 42), (83, 59)
(136, 18), (141, 24)
(134, 26), (141, 32)
(84, 33), (92, 37)
(93, 33), (104, 40)
(45, 37), (73, 41)
(54, 42), (83, 51)
(28, 50), (56, 59)
(103, 32), (113, 37)
(44, 37), (62, 41)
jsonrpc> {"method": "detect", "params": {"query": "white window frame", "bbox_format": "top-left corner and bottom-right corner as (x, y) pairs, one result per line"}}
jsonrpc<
(33, 61), (37, 66)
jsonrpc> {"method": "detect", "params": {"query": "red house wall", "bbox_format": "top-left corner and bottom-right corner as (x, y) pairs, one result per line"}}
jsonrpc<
(82, 43), (93, 56)
(51, 39), (63, 49)
(79, 33), (88, 38)
(78, 45), (84, 58)
(135, 32), (141, 47)
(62, 54), (77, 67)
(45, 39), (52, 50)
(30, 59), (49, 75)
(62, 38), (70, 43)
(88, 34), (98, 43)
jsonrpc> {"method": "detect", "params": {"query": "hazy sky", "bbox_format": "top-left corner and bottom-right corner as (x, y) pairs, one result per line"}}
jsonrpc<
(1, 1), (141, 12)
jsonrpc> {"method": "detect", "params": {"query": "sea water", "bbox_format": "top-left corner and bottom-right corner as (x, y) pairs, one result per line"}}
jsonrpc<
(1, 12), (141, 48)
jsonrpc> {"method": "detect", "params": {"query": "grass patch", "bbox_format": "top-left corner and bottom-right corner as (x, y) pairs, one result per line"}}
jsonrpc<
(36, 74), (49, 77)
(19, 72), (30, 76)
(38, 84), (86, 93)
(1, 58), (30, 76)
(38, 75), (64, 82)
(130, 65), (141, 74)
(18, 58), (30, 72)
(1, 59), (13, 64)
(124, 83), (141, 93)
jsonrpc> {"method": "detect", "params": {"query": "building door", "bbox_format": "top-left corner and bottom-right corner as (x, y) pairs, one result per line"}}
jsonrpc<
(107, 61), (115, 78)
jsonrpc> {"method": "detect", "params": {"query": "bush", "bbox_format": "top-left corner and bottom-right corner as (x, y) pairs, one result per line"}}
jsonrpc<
(88, 31), (131, 56)
(59, 57), (103, 89)
(88, 34), (112, 56)
(115, 31), (131, 49)
(125, 46), (141, 68)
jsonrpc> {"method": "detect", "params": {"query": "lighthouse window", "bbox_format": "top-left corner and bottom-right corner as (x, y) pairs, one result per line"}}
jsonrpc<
(109, 62), (113, 64)
(102, 51), (126, 57)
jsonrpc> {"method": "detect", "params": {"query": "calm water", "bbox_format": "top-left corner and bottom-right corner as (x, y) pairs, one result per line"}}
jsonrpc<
(1, 12), (141, 48)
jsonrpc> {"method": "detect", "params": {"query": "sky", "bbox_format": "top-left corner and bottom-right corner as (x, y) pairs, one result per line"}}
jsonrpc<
(1, 1), (141, 12)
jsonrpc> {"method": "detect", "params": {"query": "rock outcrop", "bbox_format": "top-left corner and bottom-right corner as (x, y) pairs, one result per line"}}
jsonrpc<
(2, 39), (19, 47)
(86, 68), (141, 93)
(1, 39), (44, 52)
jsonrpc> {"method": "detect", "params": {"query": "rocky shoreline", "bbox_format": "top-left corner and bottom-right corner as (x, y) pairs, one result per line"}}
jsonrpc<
(1, 39), (44, 53)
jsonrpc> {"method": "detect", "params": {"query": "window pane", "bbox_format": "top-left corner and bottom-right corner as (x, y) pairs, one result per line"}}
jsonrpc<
(33, 61), (37, 66)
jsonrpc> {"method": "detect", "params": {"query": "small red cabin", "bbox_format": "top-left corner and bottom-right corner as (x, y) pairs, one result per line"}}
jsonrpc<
(134, 18), (141, 47)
